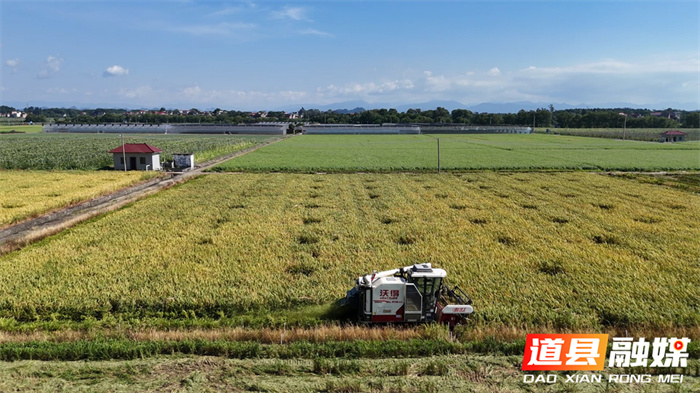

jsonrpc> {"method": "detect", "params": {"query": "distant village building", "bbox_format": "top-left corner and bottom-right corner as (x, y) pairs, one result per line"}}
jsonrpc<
(660, 130), (687, 143)
(2, 111), (27, 118)
(109, 143), (162, 171)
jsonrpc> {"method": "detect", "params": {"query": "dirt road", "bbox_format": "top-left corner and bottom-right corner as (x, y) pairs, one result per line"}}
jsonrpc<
(0, 137), (285, 255)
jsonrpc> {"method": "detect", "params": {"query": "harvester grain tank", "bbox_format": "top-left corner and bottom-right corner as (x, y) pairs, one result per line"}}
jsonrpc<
(343, 263), (473, 328)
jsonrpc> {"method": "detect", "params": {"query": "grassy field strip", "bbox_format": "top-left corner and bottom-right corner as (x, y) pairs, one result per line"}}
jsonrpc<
(0, 125), (42, 133)
(0, 171), (159, 227)
(0, 355), (696, 393)
(0, 173), (697, 336)
(439, 139), (596, 169)
(439, 133), (699, 149)
(538, 127), (700, 141)
(435, 135), (521, 151)
(0, 325), (432, 344)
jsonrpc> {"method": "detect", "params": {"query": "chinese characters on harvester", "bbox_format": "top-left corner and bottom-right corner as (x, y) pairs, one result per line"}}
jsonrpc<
(379, 289), (399, 299)
(522, 334), (691, 384)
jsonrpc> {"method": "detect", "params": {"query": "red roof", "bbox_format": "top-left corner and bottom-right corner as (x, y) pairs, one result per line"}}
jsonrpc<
(109, 143), (163, 154)
(661, 130), (687, 136)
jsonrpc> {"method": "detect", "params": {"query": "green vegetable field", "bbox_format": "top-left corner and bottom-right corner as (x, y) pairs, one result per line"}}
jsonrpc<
(0, 133), (274, 170)
(213, 134), (700, 172)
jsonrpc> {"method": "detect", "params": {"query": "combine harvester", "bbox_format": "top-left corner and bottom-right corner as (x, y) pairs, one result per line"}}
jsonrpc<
(343, 264), (473, 329)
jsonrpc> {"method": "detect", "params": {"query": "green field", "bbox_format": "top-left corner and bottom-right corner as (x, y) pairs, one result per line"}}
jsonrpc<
(1, 172), (697, 337)
(0, 133), (274, 170)
(0, 124), (43, 133)
(2, 132), (698, 392)
(536, 127), (700, 142)
(213, 134), (700, 172)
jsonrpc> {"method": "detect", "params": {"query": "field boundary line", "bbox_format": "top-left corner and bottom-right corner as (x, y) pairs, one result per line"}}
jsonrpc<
(0, 135), (287, 255)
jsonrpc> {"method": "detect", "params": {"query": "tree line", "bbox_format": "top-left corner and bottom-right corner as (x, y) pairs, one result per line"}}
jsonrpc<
(7, 105), (699, 128)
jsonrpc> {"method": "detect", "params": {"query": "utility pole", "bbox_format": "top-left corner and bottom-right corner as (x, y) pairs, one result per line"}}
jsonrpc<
(623, 114), (627, 140)
(121, 134), (126, 171)
(437, 138), (441, 173)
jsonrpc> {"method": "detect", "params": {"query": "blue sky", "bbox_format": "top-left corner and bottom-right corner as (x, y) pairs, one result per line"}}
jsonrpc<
(1, 0), (698, 110)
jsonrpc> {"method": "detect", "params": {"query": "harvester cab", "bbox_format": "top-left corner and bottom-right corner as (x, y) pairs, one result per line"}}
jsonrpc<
(343, 263), (473, 328)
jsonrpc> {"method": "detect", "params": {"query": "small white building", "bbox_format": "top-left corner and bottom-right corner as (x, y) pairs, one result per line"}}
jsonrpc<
(109, 143), (162, 171)
(173, 153), (195, 170)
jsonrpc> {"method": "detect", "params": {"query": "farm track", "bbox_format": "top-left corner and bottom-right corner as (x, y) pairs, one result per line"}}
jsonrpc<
(0, 136), (287, 255)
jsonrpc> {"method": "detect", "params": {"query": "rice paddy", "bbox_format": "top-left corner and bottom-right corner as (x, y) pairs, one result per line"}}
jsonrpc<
(1, 172), (697, 337)
(0, 171), (157, 226)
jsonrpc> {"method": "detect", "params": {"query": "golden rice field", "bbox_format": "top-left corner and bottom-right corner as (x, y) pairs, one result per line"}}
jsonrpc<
(0, 172), (698, 334)
(0, 171), (158, 227)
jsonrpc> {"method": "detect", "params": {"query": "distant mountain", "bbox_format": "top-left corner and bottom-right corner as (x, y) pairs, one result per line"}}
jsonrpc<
(466, 102), (575, 113)
(274, 100), (375, 113)
(333, 107), (366, 114)
(291, 100), (698, 114)
(280, 100), (468, 113)
(2, 100), (132, 111)
(394, 100), (466, 112)
(4, 99), (697, 114)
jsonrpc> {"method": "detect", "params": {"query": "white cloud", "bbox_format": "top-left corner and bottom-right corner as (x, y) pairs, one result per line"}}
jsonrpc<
(521, 57), (699, 77)
(183, 22), (255, 36)
(119, 85), (155, 99)
(423, 71), (453, 92)
(5, 59), (20, 68)
(158, 21), (257, 37)
(56, 55), (698, 110)
(37, 56), (62, 79)
(174, 85), (309, 106)
(46, 87), (77, 95)
(180, 84), (203, 99)
(318, 79), (414, 98)
(115, 84), (308, 109)
(300, 29), (334, 38)
(273, 6), (309, 21)
(103, 65), (129, 77)
(209, 6), (243, 17)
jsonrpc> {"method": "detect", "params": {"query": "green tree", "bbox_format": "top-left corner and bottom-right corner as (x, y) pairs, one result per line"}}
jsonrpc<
(502, 113), (517, 125)
(515, 110), (532, 126)
(683, 112), (699, 128)
(432, 107), (451, 123)
(386, 108), (400, 123)
(451, 109), (473, 124)
(25, 113), (46, 123)
(535, 108), (553, 127)
(554, 111), (577, 128)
